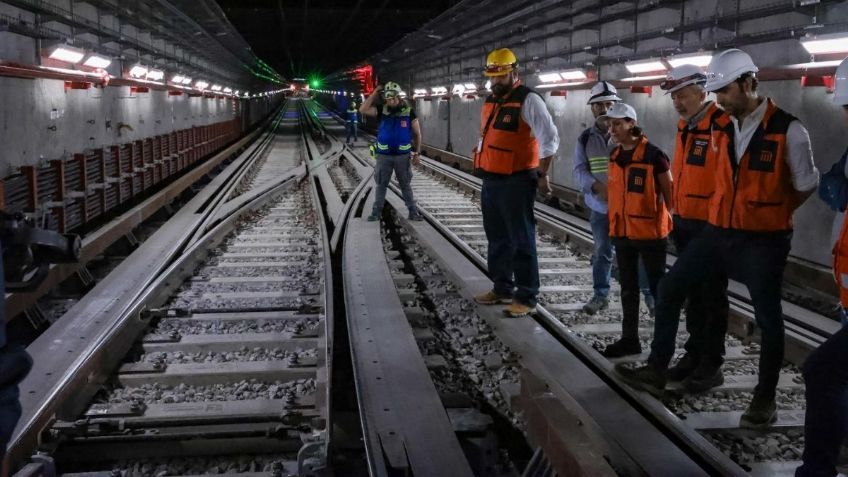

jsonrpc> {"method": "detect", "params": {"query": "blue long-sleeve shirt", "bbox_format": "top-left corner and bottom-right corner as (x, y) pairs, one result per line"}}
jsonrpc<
(572, 124), (612, 213)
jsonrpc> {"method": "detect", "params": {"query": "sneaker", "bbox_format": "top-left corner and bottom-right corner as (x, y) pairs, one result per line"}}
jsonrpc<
(367, 214), (380, 222)
(644, 294), (656, 317)
(582, 295), (609, 315)
(503, 300), (535, 318)
(682, 367), (724, 393)
(408, 213), (424, 221)
(601, 338), (642, 358)
(740, 394), (777, 429)
(667, 353), (698, 382)
(615, 362), (667, 397)
(473, 290), (512, 305)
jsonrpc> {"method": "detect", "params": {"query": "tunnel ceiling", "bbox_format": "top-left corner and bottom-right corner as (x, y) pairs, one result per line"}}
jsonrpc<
(215, 0), (462, 80)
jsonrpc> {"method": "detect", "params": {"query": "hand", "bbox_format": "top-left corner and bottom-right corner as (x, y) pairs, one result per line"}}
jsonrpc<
(593, 182), (608, 201)
(411, 153), (421, 166)
(472, 146), (479, 155)
(374, 84), (384, 92)
(538, 175), (552, 197)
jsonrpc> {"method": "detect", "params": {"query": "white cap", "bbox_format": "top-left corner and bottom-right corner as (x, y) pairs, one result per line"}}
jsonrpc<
(834, 57), (848, 106)
(660, 64), (707, 94)
(587, 81), (622, 104)
(704, 49), (758, 92)
(599, 102), (637, 122)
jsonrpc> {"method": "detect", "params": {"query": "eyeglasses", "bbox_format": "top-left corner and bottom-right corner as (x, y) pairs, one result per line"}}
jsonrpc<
(483, 63), (515, 75)
(383, 93), (399, 99)
(659, 72), (706, 91)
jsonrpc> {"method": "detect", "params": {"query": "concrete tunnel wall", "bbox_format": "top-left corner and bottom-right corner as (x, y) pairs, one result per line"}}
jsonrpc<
(411, 80), (846, 268)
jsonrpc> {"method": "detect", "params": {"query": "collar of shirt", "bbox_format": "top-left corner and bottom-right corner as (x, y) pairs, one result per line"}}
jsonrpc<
(686, 101), (714, 130)
(730, 97), (768, 162)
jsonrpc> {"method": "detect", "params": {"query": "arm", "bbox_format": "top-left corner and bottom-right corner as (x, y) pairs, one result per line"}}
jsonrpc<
(521, 93), (559, 196)
(411, 118), (422, 166)
(658, 170), (674, 212)
(786, 120), (820, 208)
(572, 134), (600, 195)
(359, 85), (382, 118)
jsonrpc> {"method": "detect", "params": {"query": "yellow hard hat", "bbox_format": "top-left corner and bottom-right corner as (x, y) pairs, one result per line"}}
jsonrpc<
(484, 48), (518, 77)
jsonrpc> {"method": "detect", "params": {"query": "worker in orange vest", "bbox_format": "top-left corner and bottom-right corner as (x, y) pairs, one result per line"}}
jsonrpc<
(472, 47), (559, 318)
(796, 56), (848, 477)
(600, 102), (673, 358)
(617, 49), (819, 429)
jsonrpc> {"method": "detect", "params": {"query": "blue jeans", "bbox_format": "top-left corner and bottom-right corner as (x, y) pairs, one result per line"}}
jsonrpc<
(649, 226), (790, 400)
(372, 153), (416, 216)
(796, 327), (848, 477)
(589, 210), (653, 299)
(345, 121), (357, 142)
(481, 171), (539, 306)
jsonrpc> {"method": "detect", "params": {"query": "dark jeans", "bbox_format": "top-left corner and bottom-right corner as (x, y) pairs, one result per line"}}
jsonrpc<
(796, 327), (848, 477)
(671, 217), (730, 369)
(589, 210), (653, 299)
(372, 153), (416, 216)
(481, 171), (539, 306)
(649, 226), (791, 400)
(345, 121), (357, 142)
(612, 237), (666, 342)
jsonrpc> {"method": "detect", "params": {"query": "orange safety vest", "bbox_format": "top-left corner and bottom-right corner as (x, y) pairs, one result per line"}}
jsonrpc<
(708, 99), (799, 231)
(834, 215), (848, 307)
(608, 137), (673, 240)
(672, 103), (732, 222)
(473, 81), (540, 175)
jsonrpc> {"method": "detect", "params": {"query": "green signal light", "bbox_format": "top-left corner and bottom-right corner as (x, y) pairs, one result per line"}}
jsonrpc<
(310, 79), (320, 88)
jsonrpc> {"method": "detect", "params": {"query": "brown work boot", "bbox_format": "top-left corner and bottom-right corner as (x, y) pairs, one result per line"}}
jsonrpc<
(503, 300), (536, 318)
(473, 290), (512, 305)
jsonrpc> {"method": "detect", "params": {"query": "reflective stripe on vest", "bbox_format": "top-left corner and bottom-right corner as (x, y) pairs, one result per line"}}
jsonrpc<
(376, 105), (413, 154)
(608, 137), (673, 240)
(474, 82), (540, 175)
(672, 103), (732, 222)
(708, 99), (798, 231)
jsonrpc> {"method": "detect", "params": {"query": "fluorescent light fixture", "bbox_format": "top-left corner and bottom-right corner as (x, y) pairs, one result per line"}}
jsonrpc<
(48, 45), (85, 64)
(801, 33), (848, 54)
(210, 85), (222, 91)
(181, 77), (193, 85)
(171, 74), (186, 83)
(195, 80), (209, 89)
(560, 68), (588, 80)
(536, 80), (592, 89)
(621, 74), (667, 82)
(484, 80), (491, 90)
(223, 87), (233, 93)
(464, 83), (478, 91)
(82, 54), (111, 69)
(413, 88), (428, 97)
(625, 59), (667, 74)
(538, 72), (563, 83)
(146, 69), (164, 81)
(667, 52), (713, 68)
(234, 90), (240, 95)
(785, 59), (843, 69)
(452, 84), (466, 95)
(129, 65), (148, 78)
(431, 86), (448, 95)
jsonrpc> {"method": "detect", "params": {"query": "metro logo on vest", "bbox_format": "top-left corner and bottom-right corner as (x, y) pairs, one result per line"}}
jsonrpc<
(474, 81), (540, 175)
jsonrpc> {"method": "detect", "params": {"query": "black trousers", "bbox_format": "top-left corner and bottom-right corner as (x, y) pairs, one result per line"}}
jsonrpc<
(671, 217), (729, 370)
(612, 237), (667, 342)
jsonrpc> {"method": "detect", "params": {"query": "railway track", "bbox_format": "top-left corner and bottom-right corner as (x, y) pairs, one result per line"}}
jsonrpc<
(8, 97), (840, 476)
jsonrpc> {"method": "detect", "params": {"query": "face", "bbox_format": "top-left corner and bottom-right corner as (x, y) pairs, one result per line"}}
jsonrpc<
(590, 101), (615, 119)
(608, 117), (635, 144)
(384, 95), (401, 108)
(714, 79), (749, 118)
(671, 85), (706, 119)
(490, 73), (514, 96)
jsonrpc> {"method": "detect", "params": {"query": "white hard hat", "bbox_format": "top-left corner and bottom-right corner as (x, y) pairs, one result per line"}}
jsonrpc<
(587, 81), (622, 104)
(704, 49), (758, 92)
(599, 102), (637, 122)
(834, 57), (848, 106)
(660, 64), (707, 94)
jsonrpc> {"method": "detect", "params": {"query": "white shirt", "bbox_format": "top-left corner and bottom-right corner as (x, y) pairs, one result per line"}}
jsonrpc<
(731, 98), (820, 192)
(521, 92), (560, 158)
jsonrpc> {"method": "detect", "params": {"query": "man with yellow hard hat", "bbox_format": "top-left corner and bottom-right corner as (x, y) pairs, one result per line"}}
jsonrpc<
(472, 47), (559, 318)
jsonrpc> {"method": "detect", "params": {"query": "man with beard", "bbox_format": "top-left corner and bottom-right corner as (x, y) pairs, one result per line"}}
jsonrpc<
(472, 47), (559, 318)
(360, 81), (423, 221)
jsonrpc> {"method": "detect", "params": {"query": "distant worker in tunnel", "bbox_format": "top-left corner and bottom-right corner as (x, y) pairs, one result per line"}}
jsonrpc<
(601, 102), (672, 357)
(617, 49), (819, 429)
(360, 81), (423, 221)
(796, 56), (848, 477)
(345, 100), (359, 144)
(472, 47), (559, 318)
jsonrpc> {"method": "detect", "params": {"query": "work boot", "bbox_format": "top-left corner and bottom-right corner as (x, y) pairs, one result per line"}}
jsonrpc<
(367, 213), (380, 222)
(408, 213), (424, 221)
(503, 300), (535, 318)
(682, 366), (724, 393)
(582, 295), (609, 315)
(666, 353), (698, 382)
(615, 362), (667, 397)
(601, 338), (642, 358)
(740, 393), (777, 429)
(644, 294), (656, 317)
(473, 290), (512, 305)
